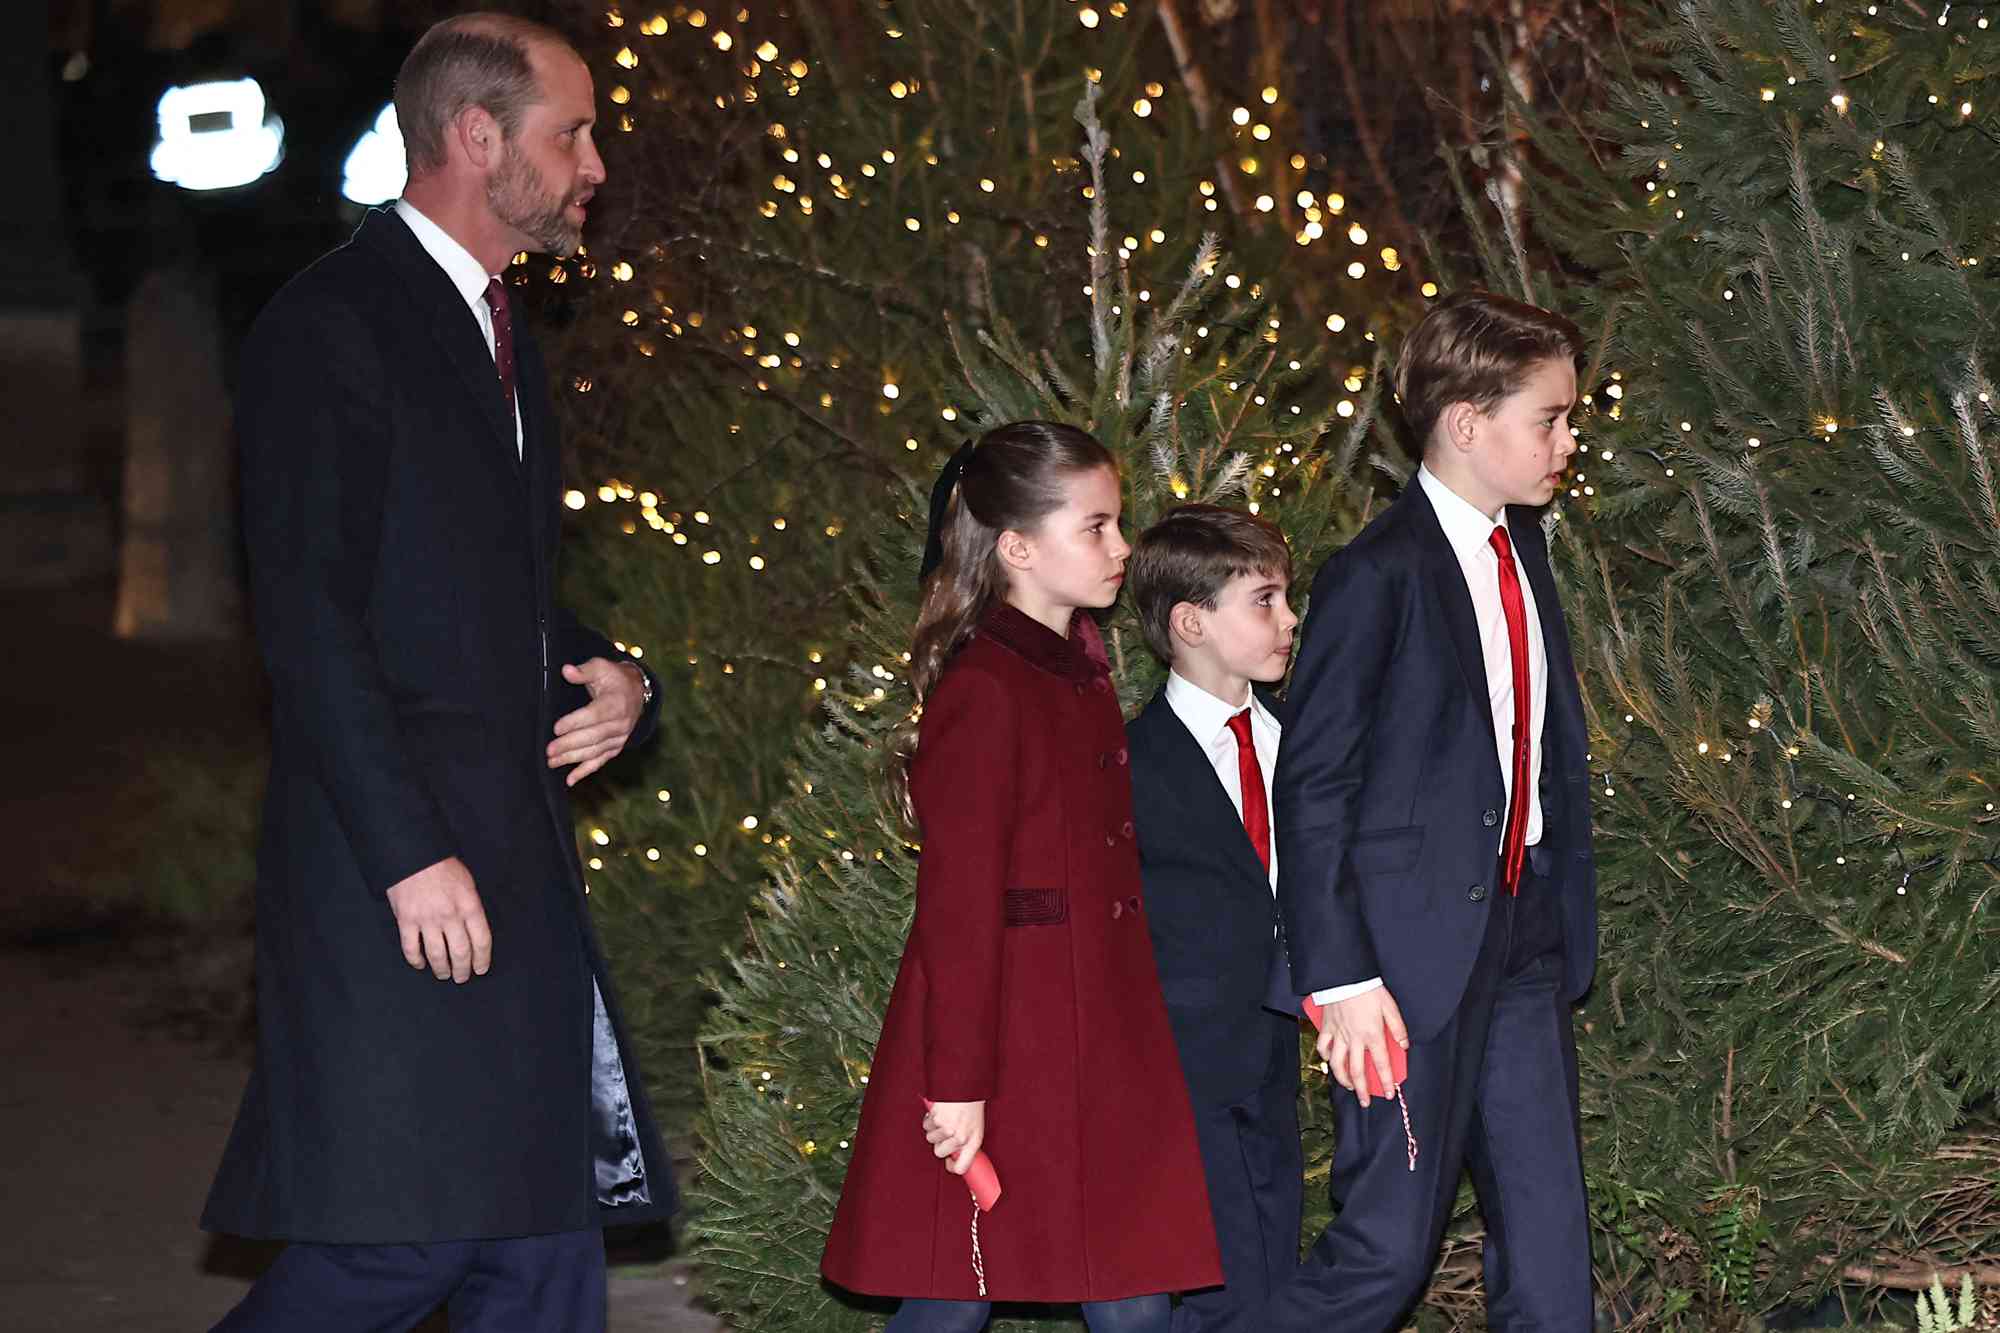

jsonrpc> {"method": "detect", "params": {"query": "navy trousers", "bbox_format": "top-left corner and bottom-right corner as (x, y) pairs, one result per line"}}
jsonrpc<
(210, 1231), (606, 1333)
(1174, 1015), (1303, 1332)
(887, 1295), (1170, 1333)
(1262, 861), (1591, 1332)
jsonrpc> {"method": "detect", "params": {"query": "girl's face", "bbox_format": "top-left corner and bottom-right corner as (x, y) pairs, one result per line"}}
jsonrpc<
(1003, 465), (1131, 618)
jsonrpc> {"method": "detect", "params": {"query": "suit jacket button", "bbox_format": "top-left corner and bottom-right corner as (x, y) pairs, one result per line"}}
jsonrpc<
(1482, 809), (1499, 827)
(1111, 900), (1124, 920)
(1467, 884), (1488, 903)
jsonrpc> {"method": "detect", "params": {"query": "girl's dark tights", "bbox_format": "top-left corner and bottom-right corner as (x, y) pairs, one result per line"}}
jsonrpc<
(884, 1295), (1172, 1333)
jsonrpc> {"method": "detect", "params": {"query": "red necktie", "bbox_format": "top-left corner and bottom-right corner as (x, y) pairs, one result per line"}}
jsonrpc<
(1489, 525), (1531, 895)
(482, 277), (517, 416)
(1227, 708), (1271, 872)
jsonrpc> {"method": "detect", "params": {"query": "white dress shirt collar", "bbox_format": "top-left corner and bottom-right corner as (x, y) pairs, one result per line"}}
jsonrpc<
(394, 198), (494, 310)
(1164, 670), (1274, 748)
(1417, 463), (1509, 563)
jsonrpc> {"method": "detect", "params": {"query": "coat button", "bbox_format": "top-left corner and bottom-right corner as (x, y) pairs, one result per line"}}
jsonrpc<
(1074, 682), (1087, 696)
(1094, 677), (1111, 693)
(1105, 833), (1118, 848)
(1467, 884), (1488, 903)
(1127, 895), (1142, 914)
(1111, 900), (1124, 920)
(1121, 821), (1135, 839)
(1115, 748), (1128, 766)
(1098, 753), (1110, 769)
(1482, 809), (1499, 828)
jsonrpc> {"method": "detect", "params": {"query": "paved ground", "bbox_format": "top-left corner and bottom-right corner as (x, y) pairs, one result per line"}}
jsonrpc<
(2, 583), (720, 1331)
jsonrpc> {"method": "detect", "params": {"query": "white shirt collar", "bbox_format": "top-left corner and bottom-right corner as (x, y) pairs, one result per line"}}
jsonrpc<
(1417, 463), (1508, 564)
(394, 198), (493, 312)
(1165, 669), (1277, 747)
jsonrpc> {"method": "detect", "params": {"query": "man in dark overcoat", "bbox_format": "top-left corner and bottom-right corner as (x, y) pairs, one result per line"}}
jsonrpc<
(203, 15), (675, 1329)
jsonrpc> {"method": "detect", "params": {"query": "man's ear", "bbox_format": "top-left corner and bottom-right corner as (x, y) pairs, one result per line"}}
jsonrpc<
(453, 105), (504, 171)
(995, 528), (1034, 573)
(1168, 601), (1205, 650)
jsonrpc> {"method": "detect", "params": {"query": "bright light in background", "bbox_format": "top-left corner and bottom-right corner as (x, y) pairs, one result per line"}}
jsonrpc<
(342, 103), (407, 206)
(150, 78), (284, 191)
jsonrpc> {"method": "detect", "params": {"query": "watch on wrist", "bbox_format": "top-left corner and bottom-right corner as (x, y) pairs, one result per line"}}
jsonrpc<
(623, 658), (653, 706)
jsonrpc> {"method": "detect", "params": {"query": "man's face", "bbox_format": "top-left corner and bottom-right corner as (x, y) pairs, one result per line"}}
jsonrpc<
(487, 44), (605, 257)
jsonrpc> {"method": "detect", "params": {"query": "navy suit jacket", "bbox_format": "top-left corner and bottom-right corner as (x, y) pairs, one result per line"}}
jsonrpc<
(1130, 689), (1300, 1109)
(1271, 480), (1597, 1043)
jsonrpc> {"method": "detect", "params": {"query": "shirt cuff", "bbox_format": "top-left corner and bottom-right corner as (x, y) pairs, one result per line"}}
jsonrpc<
(1311, 977), (1385, 1006)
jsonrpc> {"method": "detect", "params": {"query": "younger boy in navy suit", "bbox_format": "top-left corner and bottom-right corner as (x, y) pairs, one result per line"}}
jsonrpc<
(1126, 505), (1304, 1333)
(1265, 289), (1598, 1331)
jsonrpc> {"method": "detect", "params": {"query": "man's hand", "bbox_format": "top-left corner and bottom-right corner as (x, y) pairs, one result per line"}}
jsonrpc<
(1315, 986), (1410, 1109)
(385, 857), (492, 983)
(549, 658), (646, 786)
(923, 1099), (987, 1175)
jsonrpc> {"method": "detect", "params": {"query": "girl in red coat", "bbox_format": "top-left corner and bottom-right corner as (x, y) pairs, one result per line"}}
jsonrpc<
(821, 421), (1223, 1331)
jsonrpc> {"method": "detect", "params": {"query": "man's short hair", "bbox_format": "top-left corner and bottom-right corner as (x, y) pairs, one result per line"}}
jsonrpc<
(1393, 289), (1582, 460)
(1130, 504), (1292, 665)
(395, 14), (569, 176)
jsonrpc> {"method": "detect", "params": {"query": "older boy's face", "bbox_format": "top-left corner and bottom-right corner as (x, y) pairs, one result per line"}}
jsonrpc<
(1199, 570), (1299, 685)
(1467, 357), (1579, 511)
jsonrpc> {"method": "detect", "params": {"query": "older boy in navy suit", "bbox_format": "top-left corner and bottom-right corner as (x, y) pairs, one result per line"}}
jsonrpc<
(1126, 506), (1304, 1333)
(1266, 290), (1598, 1331)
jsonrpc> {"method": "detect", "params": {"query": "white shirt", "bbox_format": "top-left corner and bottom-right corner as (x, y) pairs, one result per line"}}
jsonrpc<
(394, 198), (524, 458)
(1164, 672), (1382, 1007)
(1416, 464), (1548, 850)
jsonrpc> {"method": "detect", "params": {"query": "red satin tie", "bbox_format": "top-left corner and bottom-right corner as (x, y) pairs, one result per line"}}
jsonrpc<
(1489, 525), (1531, 895)
(1227, 708), (1271, 871)
(482, 277), (516, 415)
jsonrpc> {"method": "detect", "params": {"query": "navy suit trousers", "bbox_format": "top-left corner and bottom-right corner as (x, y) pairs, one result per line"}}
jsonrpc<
(1262, 864), (1591, 1332)
(210, 1231), (606, 1333)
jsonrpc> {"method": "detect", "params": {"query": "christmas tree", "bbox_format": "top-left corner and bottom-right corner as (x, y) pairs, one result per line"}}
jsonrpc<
(536, 0), (1402, 1130)
(1497, 0), (2000, 1318)
(687, 84), (1384, 1330)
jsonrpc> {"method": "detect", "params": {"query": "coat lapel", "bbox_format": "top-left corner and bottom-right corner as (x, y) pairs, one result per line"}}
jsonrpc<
(1134, 693), (1273, 900)
(355, 209), (520, 466)
(1405, 482), (1496, 747)
(1508, 507), (1587, 766)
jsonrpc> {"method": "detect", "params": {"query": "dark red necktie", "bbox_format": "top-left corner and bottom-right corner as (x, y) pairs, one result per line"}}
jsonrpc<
(1227, 709), (1272, 872)
(1489, 525), (1531, 895)
(482, 277), (516, 415)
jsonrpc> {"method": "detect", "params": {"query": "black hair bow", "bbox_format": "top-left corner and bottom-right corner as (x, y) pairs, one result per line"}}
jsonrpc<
(918, 438), (978, 584)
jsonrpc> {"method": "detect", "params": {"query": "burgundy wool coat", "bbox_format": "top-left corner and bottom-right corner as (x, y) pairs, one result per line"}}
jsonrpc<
(821, 603), (1223, 1304)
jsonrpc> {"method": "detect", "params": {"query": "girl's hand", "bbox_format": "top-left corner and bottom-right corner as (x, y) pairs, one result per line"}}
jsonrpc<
(922, 1099), (986, 1175)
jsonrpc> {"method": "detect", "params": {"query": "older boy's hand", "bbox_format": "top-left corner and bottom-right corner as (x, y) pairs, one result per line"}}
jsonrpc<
(1316, 987), (1410, 1109)
(923, 1099), (987, 1175)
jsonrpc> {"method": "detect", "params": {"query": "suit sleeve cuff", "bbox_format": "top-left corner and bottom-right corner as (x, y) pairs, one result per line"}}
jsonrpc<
(1311, 976), (1385, 1006)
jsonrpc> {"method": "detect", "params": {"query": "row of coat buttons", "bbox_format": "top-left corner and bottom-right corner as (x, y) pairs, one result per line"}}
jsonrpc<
(1097, 748), (1129, 769)
(1103, 821), (1136, 847)
(1110, 895), (1144, 919)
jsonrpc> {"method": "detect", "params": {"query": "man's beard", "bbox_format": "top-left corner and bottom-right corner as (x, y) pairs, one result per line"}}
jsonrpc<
(488, 142), (581, 257)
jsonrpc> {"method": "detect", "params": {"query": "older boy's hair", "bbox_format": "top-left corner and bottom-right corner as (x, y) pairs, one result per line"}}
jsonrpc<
(1131, 504), (1292, 665)
(1393, 289), (1581, 461)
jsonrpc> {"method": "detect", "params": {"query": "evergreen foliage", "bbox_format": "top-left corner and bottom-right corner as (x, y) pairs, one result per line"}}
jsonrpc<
(1492, 0), (2000, 1316)
(540, 0), (1394, 1131)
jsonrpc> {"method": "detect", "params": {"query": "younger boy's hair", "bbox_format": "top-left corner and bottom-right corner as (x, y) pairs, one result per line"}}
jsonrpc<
(1130, 504), (1292, 665)
(1393, 288), (1582, 461)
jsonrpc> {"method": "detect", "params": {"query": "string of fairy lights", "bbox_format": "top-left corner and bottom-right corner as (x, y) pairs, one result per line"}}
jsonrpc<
(532, 0), (2000, 1178)
(535, 0), (1434, 881)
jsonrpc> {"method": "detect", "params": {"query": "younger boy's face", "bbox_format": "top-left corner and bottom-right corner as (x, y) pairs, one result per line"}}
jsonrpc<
(1184, 569), (1298, 686)
(1463, 356), (1579, 511)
